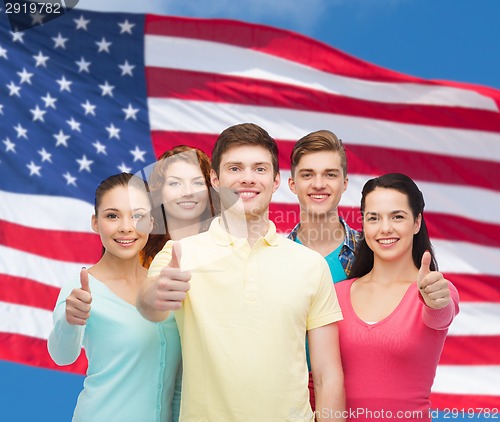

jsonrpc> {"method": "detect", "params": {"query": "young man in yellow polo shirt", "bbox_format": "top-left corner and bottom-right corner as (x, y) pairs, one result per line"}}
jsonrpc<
(138, 123), (346, 422)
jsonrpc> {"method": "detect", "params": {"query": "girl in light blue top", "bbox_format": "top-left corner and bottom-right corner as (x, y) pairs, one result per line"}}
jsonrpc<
(48, 173), (182, 422)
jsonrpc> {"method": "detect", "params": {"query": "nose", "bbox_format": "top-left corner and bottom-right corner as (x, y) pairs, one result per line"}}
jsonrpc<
(239, 168), (256, 184)
(311, 174), (326, 189)
(379, 217), (393, 233)
(118, 216), (134, 232)
(181, 183), (194, 197)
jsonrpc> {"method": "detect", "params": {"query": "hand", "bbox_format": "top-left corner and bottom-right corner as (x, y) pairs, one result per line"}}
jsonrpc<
(144, 242), (191, 312)
(417, 251), (451, 309)
(65, 267), (92, 325)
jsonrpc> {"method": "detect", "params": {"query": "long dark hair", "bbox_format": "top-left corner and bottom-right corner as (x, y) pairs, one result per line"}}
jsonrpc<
(350, 173), (437, 278)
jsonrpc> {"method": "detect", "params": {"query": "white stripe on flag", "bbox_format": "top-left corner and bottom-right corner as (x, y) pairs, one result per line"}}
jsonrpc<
(433, 365), (500, 395)
(145, 35), (498, 111)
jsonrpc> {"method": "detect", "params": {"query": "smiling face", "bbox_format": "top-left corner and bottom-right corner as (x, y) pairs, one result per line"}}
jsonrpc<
(288, 150), (347, 218)
(161, 160), (209, 225)
(362, 187), (421, 264)
(210, 145), (280, 220)
(92, 185), (153, 261)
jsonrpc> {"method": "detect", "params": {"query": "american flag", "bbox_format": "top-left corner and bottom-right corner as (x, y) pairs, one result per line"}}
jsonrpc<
(1, 8), (499, 412)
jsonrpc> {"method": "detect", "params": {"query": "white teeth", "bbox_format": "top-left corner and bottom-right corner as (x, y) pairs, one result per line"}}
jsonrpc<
(378, 239), (397, 245)
(239, 192), (257, 198)
(116, 239), (135, 244)
(178, 201), (196, 207)
(310, 194), (328, 199)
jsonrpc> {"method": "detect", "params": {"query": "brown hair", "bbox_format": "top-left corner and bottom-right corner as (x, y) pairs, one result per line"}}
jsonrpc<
(140, 145), (216, 268)
(290, 130), (347, 177)
(211, 123), (279, 177)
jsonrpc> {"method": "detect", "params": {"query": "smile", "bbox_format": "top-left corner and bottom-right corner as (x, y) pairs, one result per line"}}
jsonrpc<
(377, 238), (398, 245)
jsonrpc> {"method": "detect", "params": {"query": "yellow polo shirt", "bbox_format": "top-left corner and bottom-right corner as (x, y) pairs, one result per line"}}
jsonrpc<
(149, 217), (343, 422)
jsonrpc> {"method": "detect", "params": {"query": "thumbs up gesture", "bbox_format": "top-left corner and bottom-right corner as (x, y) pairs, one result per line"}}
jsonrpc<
(138, 242), (191, 321)
(65, 267), (93, 325)
(417, 251), (450, 309)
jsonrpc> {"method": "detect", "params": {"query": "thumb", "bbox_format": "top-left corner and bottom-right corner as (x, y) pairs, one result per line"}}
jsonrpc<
(80, 267), (91, 293)
(417, 251), (431, 288)
(167, 241), (181, 269)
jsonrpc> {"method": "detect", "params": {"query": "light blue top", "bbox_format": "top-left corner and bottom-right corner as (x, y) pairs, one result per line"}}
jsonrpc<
(48, 274), (182, 422)
(294, 237), (347, 282)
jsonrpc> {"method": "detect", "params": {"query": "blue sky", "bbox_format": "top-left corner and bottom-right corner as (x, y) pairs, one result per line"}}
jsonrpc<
(74, 0), (500, 89)
(1, 1), (498, 421)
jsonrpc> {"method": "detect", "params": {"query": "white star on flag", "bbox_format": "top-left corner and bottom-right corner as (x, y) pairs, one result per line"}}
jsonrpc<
(74, 15), (90, 30)
(105, 123), (120, 139)
(30, 105), (46, 122)
(122, 103), (139, 120)
(52, 33), (68, 49)
(41, 93), (57, 109)
(66, 117), (82, 132)
(7, 82), (21, 97)
(56, 75), (72, 92)
(81, 100), (96, 115)
(3, 138), (16, 153)
(53, 130), (70, 147)
(119, 60), (135, 76)
(76, 155), (94, 172)
(99, 81), (114, 97)
(14, 124), (28, 139)
(38, 148), (52, 162)
(118, 19), (135, 34)
(75, 57), (91, 73)
(63, 172), (77, 186)
(18, 68), (34, 84)
(92, 141), (107, 154)
(27, 161), (41, 176)
(33, 51), (49, 67)
(130, 146), (146, 162)
(96, 37), (112, 53)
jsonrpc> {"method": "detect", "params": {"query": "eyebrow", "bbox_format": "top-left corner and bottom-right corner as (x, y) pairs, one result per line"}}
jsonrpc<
(102, 207), (148, 212)
(225, 161), (271, 166)
(298, 168), (340, 173)
(365, 210), (408, 216)
(166, 175), (204, 180)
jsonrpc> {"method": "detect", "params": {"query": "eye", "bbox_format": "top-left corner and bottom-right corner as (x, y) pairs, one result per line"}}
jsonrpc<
(228, 166), (240, 172)
(167, 181), (181, 187)
(393, 214), (405, 220)
(106, 213), (118, 219)
(132, 213), (145, 220)
(326, 173), (337, 179)
(365, 215), (378, 222)
(301, 173), (312, 179)
(193, 180), (206, 187)
(255, 167), (267, 173)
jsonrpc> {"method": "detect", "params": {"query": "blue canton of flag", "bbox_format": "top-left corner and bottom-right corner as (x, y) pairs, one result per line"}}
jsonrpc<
(0, 10), (155, 203)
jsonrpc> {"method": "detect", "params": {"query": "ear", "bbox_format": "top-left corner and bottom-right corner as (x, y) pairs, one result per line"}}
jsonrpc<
(342, 176), (349, 194)
(149, 216), (154, 234)
(91, 214), (99, 233)
(288, 175), (297, 194)
(210, 169), (219, 192)
(414, 213), (422, 235)
(272, 172), (281, 193)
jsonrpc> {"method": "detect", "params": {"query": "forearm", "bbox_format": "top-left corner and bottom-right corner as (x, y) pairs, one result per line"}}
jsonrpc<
(314, 376), (346, 422)
(47, 307), (84, 365)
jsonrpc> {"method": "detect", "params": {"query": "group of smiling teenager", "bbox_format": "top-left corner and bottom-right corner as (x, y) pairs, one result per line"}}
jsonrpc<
(48, 123), (459, 422)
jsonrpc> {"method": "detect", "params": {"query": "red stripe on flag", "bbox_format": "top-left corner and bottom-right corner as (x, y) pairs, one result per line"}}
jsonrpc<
(147, 67), (500, 134)
(430, 393), (500, 410)
(440, 336), (500, 365)
(0, 219), (101, 263)
(0, 333), (87, 374)
(0, 274), (59, 310)
(445, 274), (500, 302)
(145, 15), (436, 84)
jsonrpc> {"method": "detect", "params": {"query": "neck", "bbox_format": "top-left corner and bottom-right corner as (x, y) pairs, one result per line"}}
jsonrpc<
(297, 211), (344, 248)
(168, 218), (203, 241)
(367, 255), (418, 284)
(92, 253), (146, 284)
(220, 209), (270, 248)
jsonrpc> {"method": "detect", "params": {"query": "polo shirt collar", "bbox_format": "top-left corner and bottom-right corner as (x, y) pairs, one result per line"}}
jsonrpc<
(209, 217), (279, 247)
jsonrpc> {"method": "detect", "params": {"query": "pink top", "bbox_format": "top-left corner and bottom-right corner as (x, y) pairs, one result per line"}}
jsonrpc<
(335, 278), (459, 421)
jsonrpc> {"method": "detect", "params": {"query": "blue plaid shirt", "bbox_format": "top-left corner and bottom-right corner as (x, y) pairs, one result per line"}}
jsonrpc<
(287, 217), (361, 279)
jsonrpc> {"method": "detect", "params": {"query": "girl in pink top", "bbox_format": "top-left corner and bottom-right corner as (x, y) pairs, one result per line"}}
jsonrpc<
(336, 173), (459, 421)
